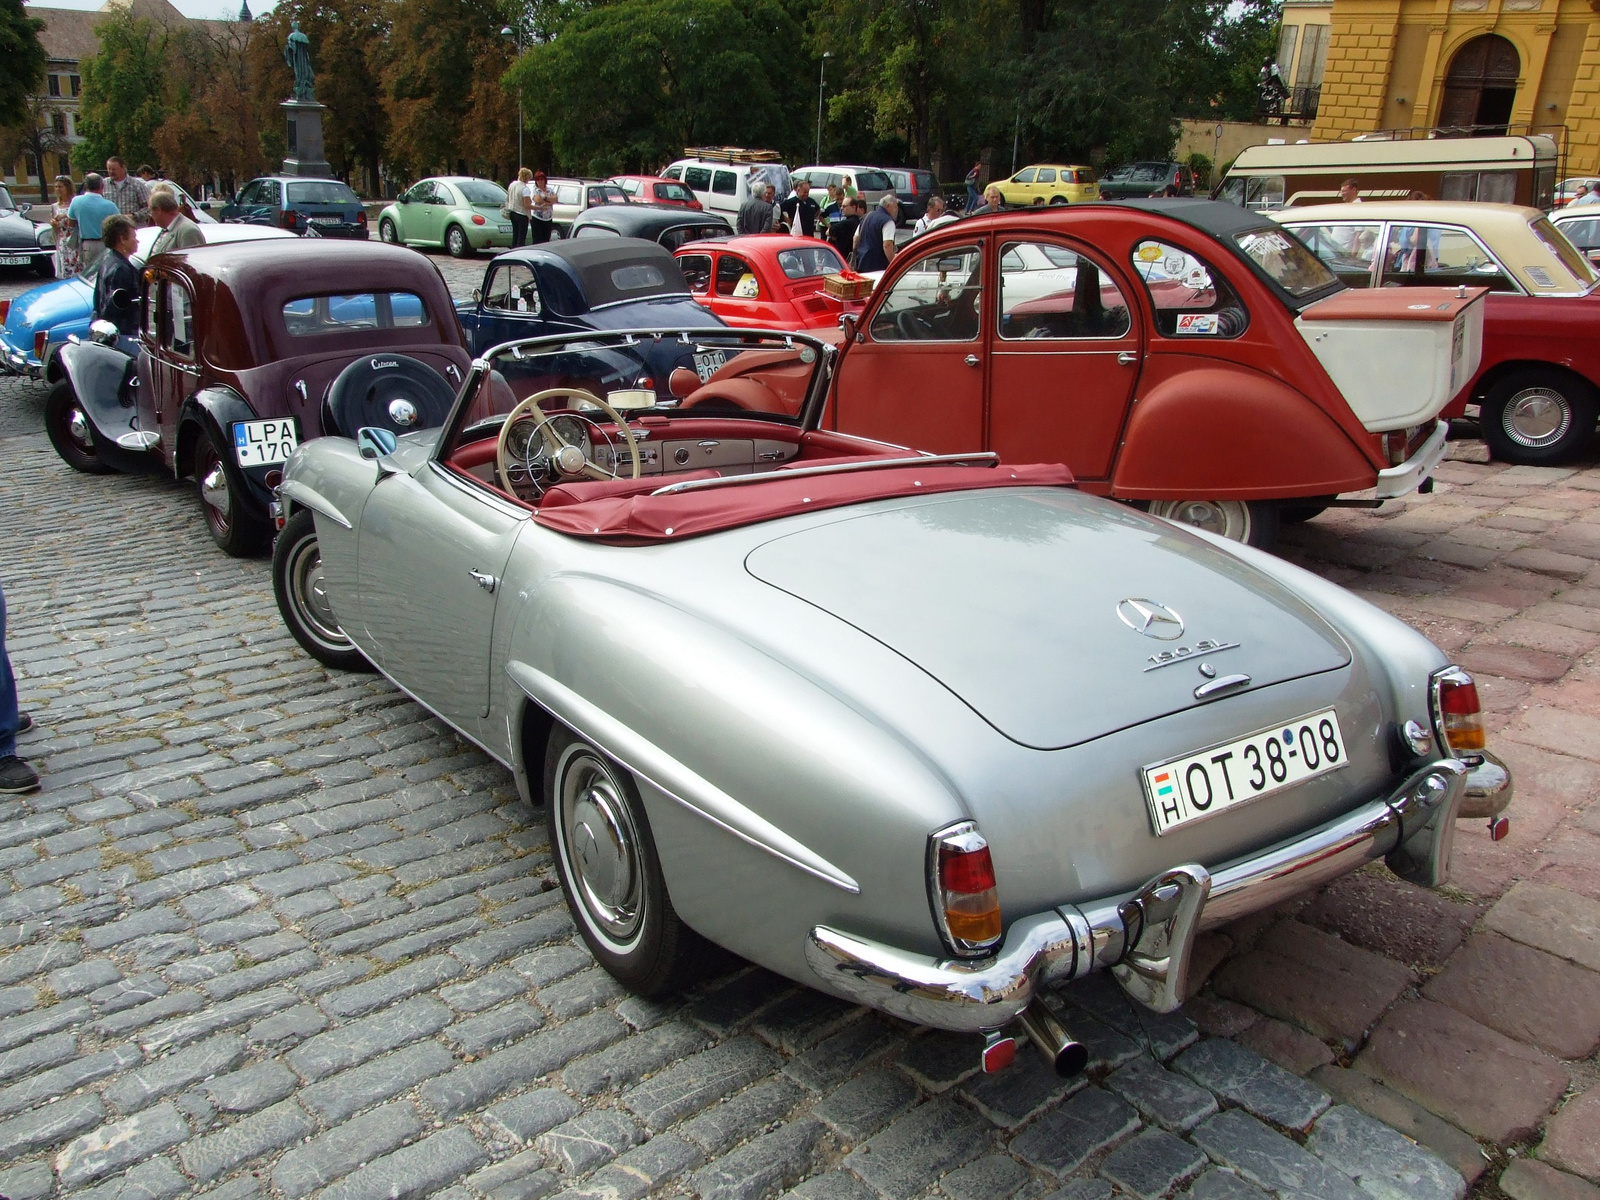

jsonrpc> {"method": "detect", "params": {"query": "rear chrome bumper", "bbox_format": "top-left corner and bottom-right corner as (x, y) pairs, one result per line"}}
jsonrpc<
(1375, 419), (1449, 499)
(1459, 748), (1512, 819)
(805, 758), (1469, 1033)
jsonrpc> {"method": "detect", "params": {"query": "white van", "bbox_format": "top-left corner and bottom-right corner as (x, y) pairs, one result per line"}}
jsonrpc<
(662, 150), (792, 221)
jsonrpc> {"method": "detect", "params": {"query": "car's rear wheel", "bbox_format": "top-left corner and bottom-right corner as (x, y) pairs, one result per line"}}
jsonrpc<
(1481, 369), (1598, 465)
(446, 225), (471, 258)
(544, 725), (710, 996)
(193, 429), (268, 557)
(1050, 194), (1069, 206)
(272, 509), (373, 671)
(379, 217), (399, 244)
(45, 380), (113, 474)
(1147, 498), (1280, 549)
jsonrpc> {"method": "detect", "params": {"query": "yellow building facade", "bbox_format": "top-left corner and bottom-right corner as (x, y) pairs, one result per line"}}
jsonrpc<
(1312, 0), (1600, 172)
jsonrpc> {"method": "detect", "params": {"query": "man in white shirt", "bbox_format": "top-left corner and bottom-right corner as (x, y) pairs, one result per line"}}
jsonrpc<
(1570, 182), (1600, 207)
(911, 194), (956, 238)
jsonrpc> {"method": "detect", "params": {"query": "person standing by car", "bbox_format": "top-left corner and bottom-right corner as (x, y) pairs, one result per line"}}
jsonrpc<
(854, 194), (899, 272)
(507, 168), (532, 247)
(93, 215), (141, 336)
(779, 179), (822, 238)
(738, 183), (776, 235)
(0, 582), (39, 796)
(148, 189), (204, 256)
(965, 162), (982, 211)
(964, 184), (1008, 218)
(104, 156), (151, 226)
(1572, 182), (1600, 208)
(49, 175), (81, 279)
(68, 173), (119, 268)
(828, 196), (862, 264)
(911, 193), (955, 238)
(529, 171), (556, 244)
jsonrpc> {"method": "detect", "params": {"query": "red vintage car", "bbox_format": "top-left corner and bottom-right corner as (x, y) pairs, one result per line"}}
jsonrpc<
(815, 200), (1483, 547)
(675, 235), (867, 331)
(608, 175), (703, 210)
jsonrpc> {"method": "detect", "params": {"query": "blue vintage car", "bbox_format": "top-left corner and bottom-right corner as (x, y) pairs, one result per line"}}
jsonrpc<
(456, 238), (725, 385)
(1, 223), (292, 381)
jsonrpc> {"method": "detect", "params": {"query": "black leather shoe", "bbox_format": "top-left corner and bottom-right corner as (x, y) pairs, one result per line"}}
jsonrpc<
(16, 713), (32, 734)
(0, 756), (39, 795)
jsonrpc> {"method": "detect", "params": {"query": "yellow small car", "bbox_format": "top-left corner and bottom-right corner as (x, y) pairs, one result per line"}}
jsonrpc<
(994, 164), (1099, 206)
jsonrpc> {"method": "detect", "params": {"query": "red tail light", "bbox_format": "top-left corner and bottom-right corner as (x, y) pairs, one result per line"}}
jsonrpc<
(357, 209), (368, 224)
(35, 331), (49, 360)
(1432, 666), (1486, 753)
(280, 210), (299, 230)
(0, 300), (10, 323)
(930, 822), (1002, 955)
(471, 214), (487, 225)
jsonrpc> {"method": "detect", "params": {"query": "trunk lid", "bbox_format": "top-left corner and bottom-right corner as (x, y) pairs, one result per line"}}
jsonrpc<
(744, 489), (1350, 750)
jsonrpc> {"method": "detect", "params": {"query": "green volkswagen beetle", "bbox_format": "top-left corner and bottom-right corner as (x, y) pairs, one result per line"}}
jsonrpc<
(377, 176), (514, 258)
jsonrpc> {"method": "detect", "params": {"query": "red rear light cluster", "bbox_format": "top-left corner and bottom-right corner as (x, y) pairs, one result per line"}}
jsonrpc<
(35, 331), (49, 360)
(929, 821), (1002, 955)
(357, 210), (368, 226)
(0, 300), (10, 323)
(471, 214), (487, 225)
(1432, 666), (1486, 754)
(280, 210), (300, 230)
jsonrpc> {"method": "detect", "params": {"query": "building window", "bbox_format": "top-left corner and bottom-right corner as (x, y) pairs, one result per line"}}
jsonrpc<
(69, 75), (80, 97)
(1277, 25), (1300, 80)
(47, 74), (60, 97)
(51, 112), (66, 136)
(1295, 25), (1329, 89)
(1440, 34), (1519, 134)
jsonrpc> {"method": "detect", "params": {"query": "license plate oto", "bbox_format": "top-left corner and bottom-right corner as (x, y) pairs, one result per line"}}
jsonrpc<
(0, 256), (30, 266)
(1142, 709), (1347, 836)
(694, 350), (727, 382)
(234, 418), (299, 467)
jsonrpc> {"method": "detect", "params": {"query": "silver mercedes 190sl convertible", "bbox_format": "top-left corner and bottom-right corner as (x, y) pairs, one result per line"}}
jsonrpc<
(270, 327), (1511, 1077)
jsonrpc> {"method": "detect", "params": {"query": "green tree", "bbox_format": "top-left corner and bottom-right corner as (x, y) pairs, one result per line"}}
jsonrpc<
(0, 0), (46, 127)
(506, 0), (810, 176)
(73, 9), (170, 171)
(379, 0), (507, 177)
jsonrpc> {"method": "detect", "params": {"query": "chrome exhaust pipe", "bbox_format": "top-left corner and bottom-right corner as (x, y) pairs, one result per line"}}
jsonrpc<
(1016, 1000), (1088, 1078)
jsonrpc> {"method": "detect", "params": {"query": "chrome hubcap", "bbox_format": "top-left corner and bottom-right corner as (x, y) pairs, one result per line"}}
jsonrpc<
(66, 407), (91, 449)
(200, 463), (230, 513)
(1503, 387), (1571, 449)
(289, 536), (350, 649)
(1150, 499), (1250, 541)
(559, 748), (643, 947)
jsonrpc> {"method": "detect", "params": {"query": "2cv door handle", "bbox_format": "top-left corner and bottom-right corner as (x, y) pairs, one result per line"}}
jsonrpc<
(964, 354), (980, 367)
(468, 569), (498, 594)
(1118, 352), (1139, 366)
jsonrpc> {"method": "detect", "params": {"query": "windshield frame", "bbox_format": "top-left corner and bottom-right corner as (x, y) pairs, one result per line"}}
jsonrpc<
(434, 327), (838, 466)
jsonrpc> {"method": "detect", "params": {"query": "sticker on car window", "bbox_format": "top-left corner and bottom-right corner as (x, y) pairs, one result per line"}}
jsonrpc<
(1174, 313), (1220, 335)
(1137, 244), (1164, 263)
(1163, 253), (1188, 276)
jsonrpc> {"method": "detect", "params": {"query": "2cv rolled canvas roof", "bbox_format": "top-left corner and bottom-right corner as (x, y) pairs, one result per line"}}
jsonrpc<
(150, 240), (464, 367)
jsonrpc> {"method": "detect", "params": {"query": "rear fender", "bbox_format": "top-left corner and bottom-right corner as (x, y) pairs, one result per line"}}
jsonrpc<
(1113, 362), (1379, 501)
(179, 387), (270, 518)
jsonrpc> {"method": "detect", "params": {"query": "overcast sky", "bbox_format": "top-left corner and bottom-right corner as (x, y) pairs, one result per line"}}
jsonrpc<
(30, 0), (277, 17)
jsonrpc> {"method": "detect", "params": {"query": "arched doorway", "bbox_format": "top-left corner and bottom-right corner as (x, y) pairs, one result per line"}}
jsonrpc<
(1439, 35), (1520, 133)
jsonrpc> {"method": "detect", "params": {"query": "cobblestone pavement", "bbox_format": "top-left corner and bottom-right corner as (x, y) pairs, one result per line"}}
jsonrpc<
(3, 257), (1600, 1200)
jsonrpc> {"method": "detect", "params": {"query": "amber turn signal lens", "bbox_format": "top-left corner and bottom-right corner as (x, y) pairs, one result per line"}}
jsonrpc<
(936, 830), (1002, 951)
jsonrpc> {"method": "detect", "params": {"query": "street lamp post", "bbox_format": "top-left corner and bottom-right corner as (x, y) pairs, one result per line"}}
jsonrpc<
(501, 24), (523, 171)
(815, 52), (831, 164)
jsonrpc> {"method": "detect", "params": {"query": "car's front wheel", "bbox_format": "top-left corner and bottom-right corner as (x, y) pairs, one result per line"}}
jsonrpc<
(193, 429), (268, 557)
(379, 217), (399, 244)
(45, 380), (113, 474)
(1147, 498), (1280, 549)
(544, 725), (709, 996)
(446, 225), (472, 258)
(1480, 369), (1598, 465)
(272, 509), (372, 670)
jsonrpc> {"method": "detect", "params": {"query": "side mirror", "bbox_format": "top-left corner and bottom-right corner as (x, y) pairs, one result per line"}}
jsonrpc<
(399, 195), (410, 205)
(472, 288), (482, 304)
(839, 312), (859, 339)
(89, 319), (120, 345)
(17, 201), (31, 217)
(357, 426), (399, 459)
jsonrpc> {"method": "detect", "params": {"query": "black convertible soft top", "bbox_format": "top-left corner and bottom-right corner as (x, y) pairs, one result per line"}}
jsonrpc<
(1113, 198), (1281, 241)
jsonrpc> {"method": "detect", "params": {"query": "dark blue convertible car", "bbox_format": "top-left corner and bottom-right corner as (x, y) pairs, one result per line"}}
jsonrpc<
(457, 238), (724, 384)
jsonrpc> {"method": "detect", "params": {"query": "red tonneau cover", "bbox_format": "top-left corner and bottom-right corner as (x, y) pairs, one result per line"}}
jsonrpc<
(534, 461), (1075, 543)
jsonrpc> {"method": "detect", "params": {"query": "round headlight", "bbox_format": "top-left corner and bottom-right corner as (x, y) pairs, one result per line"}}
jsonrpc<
(38, 226), (54, 249)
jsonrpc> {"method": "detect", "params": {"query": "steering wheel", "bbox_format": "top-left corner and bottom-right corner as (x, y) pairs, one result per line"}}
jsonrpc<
(495, 387), (642, 499)
(896, 310), (938, 340)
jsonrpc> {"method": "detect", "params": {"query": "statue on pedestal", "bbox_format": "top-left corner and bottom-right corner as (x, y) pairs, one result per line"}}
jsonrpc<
(284, 21), (315, 102)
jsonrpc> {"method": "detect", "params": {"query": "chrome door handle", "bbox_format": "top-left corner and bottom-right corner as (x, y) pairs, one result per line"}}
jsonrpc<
(1118, 352), (1139, 366)
(964, 354), (980, 367)
(468, 569), (497, 593)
